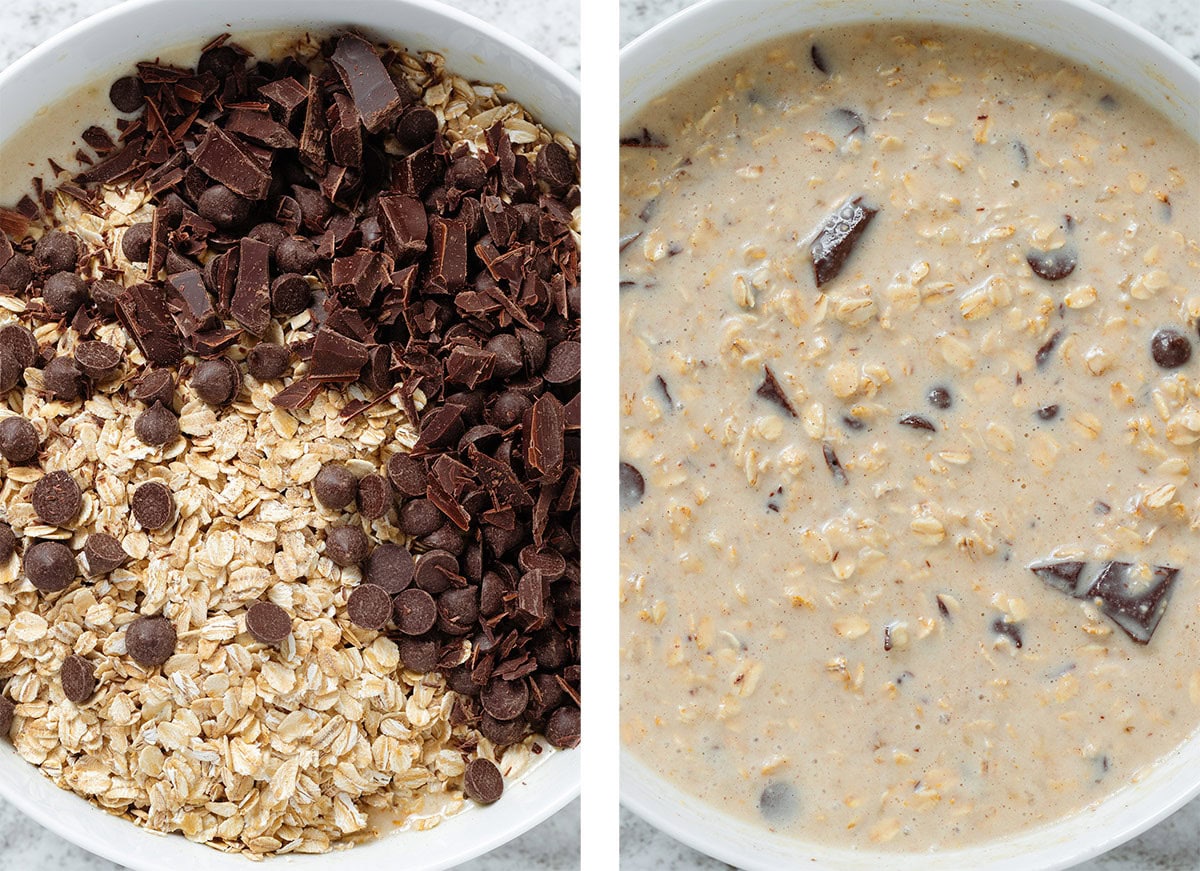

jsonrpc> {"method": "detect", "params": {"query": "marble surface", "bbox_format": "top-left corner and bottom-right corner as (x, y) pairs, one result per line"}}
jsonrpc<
(618, 1), (1200, 869)
(0, 2), (578, 869)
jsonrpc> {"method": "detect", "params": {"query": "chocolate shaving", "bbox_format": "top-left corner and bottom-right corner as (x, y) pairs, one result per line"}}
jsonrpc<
(230, 237), (271, 335)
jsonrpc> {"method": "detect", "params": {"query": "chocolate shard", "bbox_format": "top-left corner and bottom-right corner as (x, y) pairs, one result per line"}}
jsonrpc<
(822, 442), (848, 485)
(756, 365), (796, 417)
(115, 282), (184, 366)
(468, 444), (533, 508)
(192, 124), (272, 200)
(166, 269), (220, 334)
(225, 107), (299, 149)
(329, 93), (363, 169)
(1035, 329), (1063, 368)
(1084, 561), (1179, 645)
(329, 34), (405, 134)
(258, 77), (308, 126)
(309, 327), (369, 382)
(517, 569), (547, 630)
(524, 393), (565, 482)
(331, 249), (392, 308)
(77, 139), (144, 185)
(429, 217), (468, 291)
(810, 196), (877, 288)
(146, 206), (168, 277)
(446, 345), (496, 389)
(298, 78), (328, 174)
(231, 237), (271, 335)
(378, 195), (428, 263)
(1030, 560), (1088, 596)
(270, 375), (323, 409)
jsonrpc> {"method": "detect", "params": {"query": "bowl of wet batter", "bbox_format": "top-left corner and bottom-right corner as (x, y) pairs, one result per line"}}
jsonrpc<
(619, 0), (1199, 868)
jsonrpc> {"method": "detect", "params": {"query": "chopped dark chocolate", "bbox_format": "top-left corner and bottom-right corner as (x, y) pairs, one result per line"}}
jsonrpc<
(810, 197), (876, 287)
(1035, 330), (1062, 367)
(756, 365), (796, 417)
(192, 124), (272, 200)
(329, 34), (405, 134)
(1027, 248), (1077, 281)
(231, 237), (271, 335)
(822, 442), (848, 485)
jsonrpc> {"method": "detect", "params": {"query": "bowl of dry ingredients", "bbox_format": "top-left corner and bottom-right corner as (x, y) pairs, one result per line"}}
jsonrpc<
(620, 0), (1197, 868)
(0, 1), (580, 869)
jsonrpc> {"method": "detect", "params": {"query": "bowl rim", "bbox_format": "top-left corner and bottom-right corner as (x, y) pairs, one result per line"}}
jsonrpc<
(619, 0), (1200, 868)
(0, 0), (579, 868)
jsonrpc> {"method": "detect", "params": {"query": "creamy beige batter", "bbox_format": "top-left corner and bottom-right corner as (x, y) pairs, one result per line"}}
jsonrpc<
(620, 25), (1199, 849)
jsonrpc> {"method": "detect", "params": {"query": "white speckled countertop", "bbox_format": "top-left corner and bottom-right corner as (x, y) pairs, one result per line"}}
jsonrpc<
(619, 1), (1200, 869)
(0, 2), (578, 869)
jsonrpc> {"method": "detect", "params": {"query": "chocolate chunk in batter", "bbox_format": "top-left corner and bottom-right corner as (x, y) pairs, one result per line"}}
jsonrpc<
(758, 780), (799, 824)
(899, 413), (936, 432)
(1150, 328), (1192, 369)
(991, 617), (1023, 649)
(1026, 248), (1076, 281)
(756, 365), (797, 417)
(927, 386), (952, 409)
(1031, 560), (1087, 596)
(822, 443), (848, 485)
(1084, 561), (1179, 645)
(1035, 329), (1063, 367)
(1036, 404), (1060, 421)
(810, 43), (830, 74)
(619, 462), (645, 509)
(810, 197), (876, 288)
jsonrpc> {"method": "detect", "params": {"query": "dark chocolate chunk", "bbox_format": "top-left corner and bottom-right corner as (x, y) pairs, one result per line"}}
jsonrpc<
(347, 583), (393, 630)
(108, 76), (144, 113)
(544, 705), (581, 749)
(397, 637), (438, 672)
(83, 532), (128, 576)
(116, 283), (184, 367)
(364, 543), (414, 594)
(619, 462), (644, 510)
(131, 481), (174, 530)
(42, 357), (85, 400)
(310, 328), (369, 382)
(429, 217), (468, 291)
(992, 617), (1023, 648)
(0, 416), (39, 463)
(131, 369), (174, 408)
(314, 463), (358, 510)
(191, 357), (240, 405)
(126, 616), (176, 667)
(1085, 561), (1179, 645)
(394, 588), (437, 635)
(0, 695), (13, 738)
(73, 341), (123, 378)
(0, 324), (37, 369)
(32, 470), (82, 527)
(1036, 404), (1060, 421)
(24, 540), (76, 592)
(88, 279), (123, 317)
(481, 678), (529, 721)
(326, 525), (369, 567)
(810, 197), (876, 287)
(822, 442), (848, 485)
(34, 231), (78, 273)
(166, 270), (220, 335)
(134, 402), (179, 447)
(464, 757), (504, 804)
(0, 251), (32, 294)
(245, 601), (292, 645)
(758, 781), (798, 823)
(525, 393), (565, 481)
(198, 184), (252, 229)
(247, 342), (290, 381)
(1150, 329), (1192, 369)
(811, 44), (830, 74)
(60, 655), (96, 704)
(192, 124), (272, 200)
(121, 222), (153, 262)
(395, 106), (438, 149)
(231, 237), (271, 336)
(1031, 560), (1087, 596)
(899, 414), (936, 432)
(1027, 248), (1076, 281)
(356, 474), (393, 520)
(227, 108), (298, 150)
(329, 34), (405, 133)
(756, 365), (796, 417)
(387, 453), (427, 497)
(1035, 330), (1063, 367)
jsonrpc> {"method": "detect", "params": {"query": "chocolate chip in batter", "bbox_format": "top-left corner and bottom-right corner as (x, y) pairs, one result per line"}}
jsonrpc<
(810, 43), (830, 74)
(756, 365), (797, 417)
(1026, 248), (1076, 281)
(1036, 404), (1060, 421)
(1085, 561), (1179, 645)
(1035, 329), (1063, 367)
(126, 615), (176, 667)
(619, 462), (645, 510)
(464, 757), (504, 804)
(32, 470), (82, 527)
(898, 413), (936, 432)
(1150, 328), (1192, 369)
(810, 197), (876, 288)
(758, 780), (799, 824)
(822, 443), (848, 485)
(927, 386), (952, 410)
(1031, 560), (1087, 596)
(108, 76), (144, 113)
(991, 617), (1023, 649)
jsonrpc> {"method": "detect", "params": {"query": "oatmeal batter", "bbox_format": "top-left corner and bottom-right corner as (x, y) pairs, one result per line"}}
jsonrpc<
(620, 25), (1199, 849)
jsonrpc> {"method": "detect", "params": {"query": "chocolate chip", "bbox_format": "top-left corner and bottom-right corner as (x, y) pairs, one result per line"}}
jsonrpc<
(1027, 248), (1077, 281)
(480, 712), (530, 746)
(326, 525), (369, 567)
(347, 583), (393, 630)
(60, 655), (96, 703)
(314, 463), (358, 510)
(1036, 404), (1060, 421)
(414, 549), (458, 595)
(0, 324), (37, 369)
(394, 588), (437, 635)
(270, 273), (312, 317)
(197, 44), (245, 77)
(756, 365), (796, 417)
(108, 76), (143, 113)
(121, 222), (153, 262)
(275, 237), (318, 275)
(1036, 330), (1063, 367)
(0, 252), (32, 294)
(41, 271), (88, 316)
(83, 532), (128, 576)
(364, 542), (415, 594)
(24, 541), (76, 592)
(387, 453), (427, 497)
(1151, 328), (1192, 369)
(543, 340), (581, 384)
(0, 523), (15, 562)
(0, 416), (39, 463)
(481, 678), (529, 721)
(536, 142), (575, 190)
(134, 402), (179, 447)
(485, 334), (523, 379)
(464, 758), (504, 804)
(395, 106), (439, 149)
(191, 357), (241, 405)
(73, 341), (123, 379)
(126, 615), (176, 667)
(357, 474), (393, 520)
(400, 498), (443, 537)
(488, 391), (531, 429)
(811, 43), (830, 74)
(446, 156), (487, 192)
(198, 184), (252, 229)
(0, 350), (21, 393)
(619, 462), (644, 510)
(0, 696), (13, 739)
(131, 369), (174, 407)
(437, 587), (478, 635)
(397, 637), (438, 672)
(248, 221), (287, 250)
(34, 231), (79, 272)
(245, 601), (292, 644)
(758, 781), (798, 823)
(899, 414), (936, 432)
(32, 471), (82, 526)
(544, 705), (581, 748)
(811, 197), (876, 287)
(246, 342), (290, 380)
(131, 481), (174, 530)
(42, 357), (85, 400)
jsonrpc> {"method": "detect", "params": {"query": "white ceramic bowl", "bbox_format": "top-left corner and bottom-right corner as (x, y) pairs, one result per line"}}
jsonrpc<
(620, 1), (1200, 869)
(0, 2), (579, 869)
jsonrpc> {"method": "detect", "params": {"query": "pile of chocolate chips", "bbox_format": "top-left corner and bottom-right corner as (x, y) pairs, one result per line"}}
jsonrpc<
(0, 32), (580, 750)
